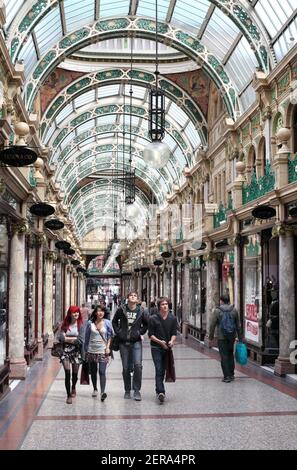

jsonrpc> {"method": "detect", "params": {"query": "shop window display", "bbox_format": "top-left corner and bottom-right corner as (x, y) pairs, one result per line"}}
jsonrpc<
(243, 234), (262, 344)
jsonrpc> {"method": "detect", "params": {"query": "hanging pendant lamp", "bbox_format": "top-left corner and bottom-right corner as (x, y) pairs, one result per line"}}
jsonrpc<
(143, 0), (170, 170)
(252, 205), (276, 220)
(55, 240), (71, 250)
(30, 202), (55, 217)
(44, 219), (64, 230)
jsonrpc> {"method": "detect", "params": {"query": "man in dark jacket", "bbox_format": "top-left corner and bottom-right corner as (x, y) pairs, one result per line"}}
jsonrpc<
(112, 291), (148, 401)
(148, 297), (178, 403)
(209, 294), (242, 383)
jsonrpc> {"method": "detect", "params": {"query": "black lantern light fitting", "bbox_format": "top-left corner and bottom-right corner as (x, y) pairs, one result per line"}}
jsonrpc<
(64, 248), (75, 256)
(44, 219), (64, 230)
(153, 259), (163, 266)
(288, 205), (297, 217)
(0, 145), (38, 167)
(30, 202), (55, 217)
(71, 259), (80, 266)
(55, 240), (71, 250)
(252, 205), (276, 220)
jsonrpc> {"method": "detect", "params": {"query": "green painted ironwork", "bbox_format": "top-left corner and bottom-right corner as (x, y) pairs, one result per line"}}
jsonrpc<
(288, 153), (297, 183)
(29, 168), (37, 187)
(213, 198), (233, 229)
(175, 227), (183, 243)
(242, 162), (275, 204)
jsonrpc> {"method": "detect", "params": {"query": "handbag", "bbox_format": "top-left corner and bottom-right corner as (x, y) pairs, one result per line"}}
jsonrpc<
(110, 334), (120, 352)
(235, 342), (248, 365)
(51, 342), (63, 357)
(80, 361), (90, 385)
(165, 348), (176, 382)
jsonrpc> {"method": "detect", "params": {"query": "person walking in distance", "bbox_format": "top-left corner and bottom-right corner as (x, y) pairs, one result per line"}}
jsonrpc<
(209, 294), (243, 383)
(84, 305), (113, 401)
(80, 303), (90, 322)
(112, 292), (148, 401)
(57, 306), (84, 404)
(148, 297), (178, 404)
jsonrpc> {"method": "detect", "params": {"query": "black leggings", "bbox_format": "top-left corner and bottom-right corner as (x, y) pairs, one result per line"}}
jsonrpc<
(62, 359), (80, 397)
(90, 362), (107, 393)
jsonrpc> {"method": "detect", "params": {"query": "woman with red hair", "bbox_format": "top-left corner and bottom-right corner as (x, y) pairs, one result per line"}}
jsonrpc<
(57, 305), (83, 404)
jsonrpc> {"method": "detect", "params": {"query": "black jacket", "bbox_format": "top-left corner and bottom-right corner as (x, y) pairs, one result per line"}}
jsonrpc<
(112, 304), (148, 343)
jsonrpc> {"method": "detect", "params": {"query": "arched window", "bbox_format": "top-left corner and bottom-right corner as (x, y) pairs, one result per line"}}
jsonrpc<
(258, 137), (266, 176)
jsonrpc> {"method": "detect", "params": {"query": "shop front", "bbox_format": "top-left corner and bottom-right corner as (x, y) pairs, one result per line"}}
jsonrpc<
(188, 256), (206, 339)
(242, 230), (279, 364)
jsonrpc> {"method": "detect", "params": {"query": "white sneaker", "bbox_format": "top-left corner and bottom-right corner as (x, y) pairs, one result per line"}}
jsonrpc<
(92, 390), (98, 397)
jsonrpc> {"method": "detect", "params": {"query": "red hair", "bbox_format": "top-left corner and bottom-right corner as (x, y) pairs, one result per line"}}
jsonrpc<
(61, 305), (83, 332)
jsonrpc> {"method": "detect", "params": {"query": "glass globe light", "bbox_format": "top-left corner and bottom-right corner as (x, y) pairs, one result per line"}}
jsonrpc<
(143, 141), (171, 169)
(127, 204), (141, 219)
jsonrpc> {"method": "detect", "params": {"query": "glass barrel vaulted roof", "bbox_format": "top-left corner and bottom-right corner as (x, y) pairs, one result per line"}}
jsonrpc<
(2, 0), (297, 242)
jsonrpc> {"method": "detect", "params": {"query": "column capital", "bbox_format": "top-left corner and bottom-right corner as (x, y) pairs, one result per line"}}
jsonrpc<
(272, 224), (295, 238)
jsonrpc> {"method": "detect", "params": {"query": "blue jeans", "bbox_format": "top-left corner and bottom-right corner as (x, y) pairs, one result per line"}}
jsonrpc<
(151, 347), (167, 395)
(119, 341), (143, 392)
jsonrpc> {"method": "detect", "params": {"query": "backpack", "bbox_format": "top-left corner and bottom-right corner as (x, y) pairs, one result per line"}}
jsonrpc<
(219, 306), (236, 338)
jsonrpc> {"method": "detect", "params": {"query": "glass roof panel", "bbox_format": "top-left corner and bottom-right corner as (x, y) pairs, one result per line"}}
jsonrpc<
(136, 0), (170, 21)
(202, 7), (240, 62)
(64, 0), (95, 33)
(76, 119), (95, 133)
(224, 36), (258, 92)
(168, 102), (189, 128)
(74, 90), (96, 108)
(171, 0), (211, 35)
(60, 131), (76, 150)
(124, 85), (146, 101)
(18, 35), (37, 79)
(4, 0), (24, 27)
(96, 114), (117, 125)
(55, 103), (74, 125)
(163, 133), (177, 151)
(98, 85), (120, 98)
(99, 0), (130, 17)
(239, 84), (256, 113)
(255, 0), (295, 38)
(273, 19), (297, 62)
(34, 7), (63, 56)
(184, 121), (201, 149)
(44, 123), (57, 145)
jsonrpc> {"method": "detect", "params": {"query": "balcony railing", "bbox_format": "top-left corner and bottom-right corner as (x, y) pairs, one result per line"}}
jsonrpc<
(242, 162), (275, 205)
(213, 198), (233, 228)
(288, 153), (297, 183)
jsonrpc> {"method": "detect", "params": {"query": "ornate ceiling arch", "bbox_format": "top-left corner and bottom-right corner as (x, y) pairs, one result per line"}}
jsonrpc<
(41, 69), (208, 146)
(7, 1), (271, 73)
(57, 149), (175, 199)
(19, 18), (240, 117)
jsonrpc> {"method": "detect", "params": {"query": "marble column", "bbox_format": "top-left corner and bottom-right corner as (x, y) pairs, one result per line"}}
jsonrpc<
(9, 229), (27, 379)
(35, 240), (44, 360)
(274, 226), (296, 376)
(65, 266), (71, 312)
(234, 243), (241, 313)
(182, 262), (190, 321)
(171, 261), (177, 317)
(72, 272), (78, 305)
(137, 273), (142, 299)
(204, 254), (219, 347)
(55, 259), (62, 324)
(44, 253), (54, 348)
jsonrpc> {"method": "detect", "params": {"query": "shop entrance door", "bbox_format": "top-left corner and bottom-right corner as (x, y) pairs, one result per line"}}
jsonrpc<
(262, 230), (279, 363)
